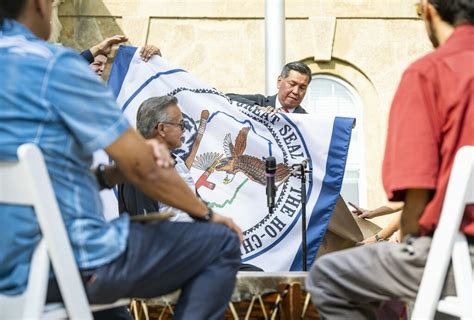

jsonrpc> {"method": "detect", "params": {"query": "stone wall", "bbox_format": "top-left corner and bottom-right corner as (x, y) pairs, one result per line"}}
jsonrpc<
(58, 0), (434, 226)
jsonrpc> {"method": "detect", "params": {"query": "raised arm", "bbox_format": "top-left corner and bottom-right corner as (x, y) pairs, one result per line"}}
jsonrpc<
(89, 35), (129, 58)
(349, 201), (404, 219)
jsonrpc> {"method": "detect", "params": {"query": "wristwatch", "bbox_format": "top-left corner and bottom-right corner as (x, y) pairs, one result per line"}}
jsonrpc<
(194, 206), (214, 222)
(96, 164), (113, 189)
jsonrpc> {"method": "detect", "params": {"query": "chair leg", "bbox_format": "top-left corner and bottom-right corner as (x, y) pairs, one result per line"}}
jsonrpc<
(451, 233), (473, 319)
(23, 240), (49, 319)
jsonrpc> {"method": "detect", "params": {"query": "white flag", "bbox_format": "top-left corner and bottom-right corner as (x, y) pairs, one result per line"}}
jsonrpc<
(104, 46), (354, 271)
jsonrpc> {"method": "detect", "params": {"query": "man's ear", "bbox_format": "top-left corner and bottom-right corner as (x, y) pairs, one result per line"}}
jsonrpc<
(156, 123), (166, 138)
(424, 1), (439, 23)
(34, 0), (49, 18)
(277, 76), (282, 89)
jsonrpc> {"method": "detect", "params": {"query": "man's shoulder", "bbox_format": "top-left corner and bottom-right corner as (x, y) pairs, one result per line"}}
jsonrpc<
(17, 33), (91, 74)
(294, 106), (308, 114)
(46, 45), (91, 70)
(1, 36), (51, 64)
(1, 26), (81, 65)
(227, 93), (276, 107)
(173, 154), (188, 172)
(405, 33), (473, 77)
(227, 93), (267, 101)
(404, 50), (438, 76)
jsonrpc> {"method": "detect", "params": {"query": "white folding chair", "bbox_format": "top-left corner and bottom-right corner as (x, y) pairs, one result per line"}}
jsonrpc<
(412, 146), (474, 320)
(0, 144), (129, 319)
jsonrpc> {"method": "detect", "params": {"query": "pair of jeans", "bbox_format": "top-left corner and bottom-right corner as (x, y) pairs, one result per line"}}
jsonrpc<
(48, 220), (241, 320)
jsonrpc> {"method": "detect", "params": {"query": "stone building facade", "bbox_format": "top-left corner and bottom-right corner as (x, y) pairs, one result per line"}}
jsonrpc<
(56, 0), (433, 227)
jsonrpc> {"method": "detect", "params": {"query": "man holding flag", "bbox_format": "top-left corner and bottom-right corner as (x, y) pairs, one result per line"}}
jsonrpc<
(227, 61), (311, 114)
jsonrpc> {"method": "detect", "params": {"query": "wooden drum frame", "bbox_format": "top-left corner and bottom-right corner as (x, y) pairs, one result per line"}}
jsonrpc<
(130, 272), (320, 320)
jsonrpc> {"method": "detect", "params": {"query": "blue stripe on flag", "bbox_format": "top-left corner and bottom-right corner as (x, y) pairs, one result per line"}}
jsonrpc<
(108, 45), (137, 98)
(120, 68), (187, 113)
(289, 117), (354, 271)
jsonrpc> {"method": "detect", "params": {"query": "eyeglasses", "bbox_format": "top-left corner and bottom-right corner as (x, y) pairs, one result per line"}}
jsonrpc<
(159, 121), (185, 130)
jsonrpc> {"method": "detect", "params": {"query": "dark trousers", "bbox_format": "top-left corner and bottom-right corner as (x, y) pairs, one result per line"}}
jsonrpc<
(48, 220), (241, 320)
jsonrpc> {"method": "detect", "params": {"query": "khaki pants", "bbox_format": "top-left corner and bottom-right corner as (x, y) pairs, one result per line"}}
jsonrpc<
(306, 236), (474, 320)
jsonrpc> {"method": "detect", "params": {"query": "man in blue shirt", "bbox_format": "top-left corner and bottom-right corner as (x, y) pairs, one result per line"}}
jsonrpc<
(0, 1), (242, 319)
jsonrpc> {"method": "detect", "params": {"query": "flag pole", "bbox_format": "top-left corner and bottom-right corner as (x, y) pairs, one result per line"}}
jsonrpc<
(265, 0), (285, 96)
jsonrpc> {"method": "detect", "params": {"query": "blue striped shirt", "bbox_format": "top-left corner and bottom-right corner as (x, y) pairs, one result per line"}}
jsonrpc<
(0, 20), (130, 295)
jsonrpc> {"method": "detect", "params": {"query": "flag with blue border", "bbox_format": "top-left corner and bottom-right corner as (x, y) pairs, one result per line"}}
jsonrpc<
(105, 45), (354, 271)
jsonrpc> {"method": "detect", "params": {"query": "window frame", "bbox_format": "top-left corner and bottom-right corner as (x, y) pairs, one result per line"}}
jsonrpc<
(304, 74), (368, 207)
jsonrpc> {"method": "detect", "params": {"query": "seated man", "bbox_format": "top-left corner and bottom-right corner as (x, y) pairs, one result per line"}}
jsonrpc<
(118, 95), (195, 222)
(117, 96), (264, 271)
(306, 0), (474, 318)
(0, 1), (242, 320)
(227, 61), (312, 114)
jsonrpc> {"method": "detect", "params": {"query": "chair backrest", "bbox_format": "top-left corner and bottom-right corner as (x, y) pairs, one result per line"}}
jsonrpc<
(412, 145), (474, 319)
(0, 144), (92, 319)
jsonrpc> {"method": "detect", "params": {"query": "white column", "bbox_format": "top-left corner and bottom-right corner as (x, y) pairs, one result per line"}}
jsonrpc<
(48, 0), (63, 43)
(265, 0), (285, 96)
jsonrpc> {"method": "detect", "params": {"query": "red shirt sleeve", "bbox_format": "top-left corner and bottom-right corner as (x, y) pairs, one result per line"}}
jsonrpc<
(382, 67), (442, 201)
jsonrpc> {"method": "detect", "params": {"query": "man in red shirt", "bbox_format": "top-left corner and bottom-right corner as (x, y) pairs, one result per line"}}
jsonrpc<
(306, 0), (474, 318)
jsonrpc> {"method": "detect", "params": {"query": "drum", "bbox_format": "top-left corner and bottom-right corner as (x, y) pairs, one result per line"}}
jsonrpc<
(131, 272), (320, 320)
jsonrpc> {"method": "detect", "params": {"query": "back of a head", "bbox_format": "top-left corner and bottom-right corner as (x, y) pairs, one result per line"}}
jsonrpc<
(0, 0), (27, 27)
(136, 96), (178, 138)
(431, 0), (474, 26)
(280, 61), (312, 84)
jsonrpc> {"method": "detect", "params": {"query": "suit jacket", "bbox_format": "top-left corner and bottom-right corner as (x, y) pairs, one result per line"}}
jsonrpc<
(80, 49), (94, 64)
(227, 93), (308, 114)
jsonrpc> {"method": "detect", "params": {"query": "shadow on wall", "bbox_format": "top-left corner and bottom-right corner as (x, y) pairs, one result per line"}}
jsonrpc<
(57, 0), (127, 80)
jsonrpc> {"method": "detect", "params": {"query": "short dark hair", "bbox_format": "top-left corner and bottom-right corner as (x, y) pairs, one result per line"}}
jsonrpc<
(430, 0), (474, 25)
(0, 0), (27, 27)
(280, 61), (312, 84)
(136, 96), (178, 138)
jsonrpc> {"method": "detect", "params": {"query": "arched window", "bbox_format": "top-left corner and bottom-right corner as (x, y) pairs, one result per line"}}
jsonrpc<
(302, 75), (367, 206)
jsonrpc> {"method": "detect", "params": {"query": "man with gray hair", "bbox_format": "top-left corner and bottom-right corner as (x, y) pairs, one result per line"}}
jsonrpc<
(124, 96), (265, 272)
(227, 61), (312, 114)
(118, 96), (194, 221)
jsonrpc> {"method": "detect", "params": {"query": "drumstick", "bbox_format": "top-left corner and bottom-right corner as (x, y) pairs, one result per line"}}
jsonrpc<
(185, 109), (210, 169)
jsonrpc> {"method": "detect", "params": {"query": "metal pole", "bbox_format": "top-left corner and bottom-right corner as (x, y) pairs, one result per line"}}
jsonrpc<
(265, 0), (285, 96)
(300, 164), (307, 271)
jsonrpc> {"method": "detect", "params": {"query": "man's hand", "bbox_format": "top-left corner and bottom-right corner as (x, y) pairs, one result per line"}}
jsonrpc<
(388, 231), (401, 244)
(356, 235), (378, 246)
(211, 212), (243, 243)
(91, 35), (129, 57)
(140, 45), (162, 62)
(145, 139), (174, 168)
(258, 106), (281, 114)
(348, 202), (373, 219)
(106, 128), (209, 217)
(257, 106), (291, 114)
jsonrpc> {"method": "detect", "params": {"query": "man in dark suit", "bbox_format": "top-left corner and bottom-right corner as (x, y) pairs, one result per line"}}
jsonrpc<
(227, 61), (312, 114)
